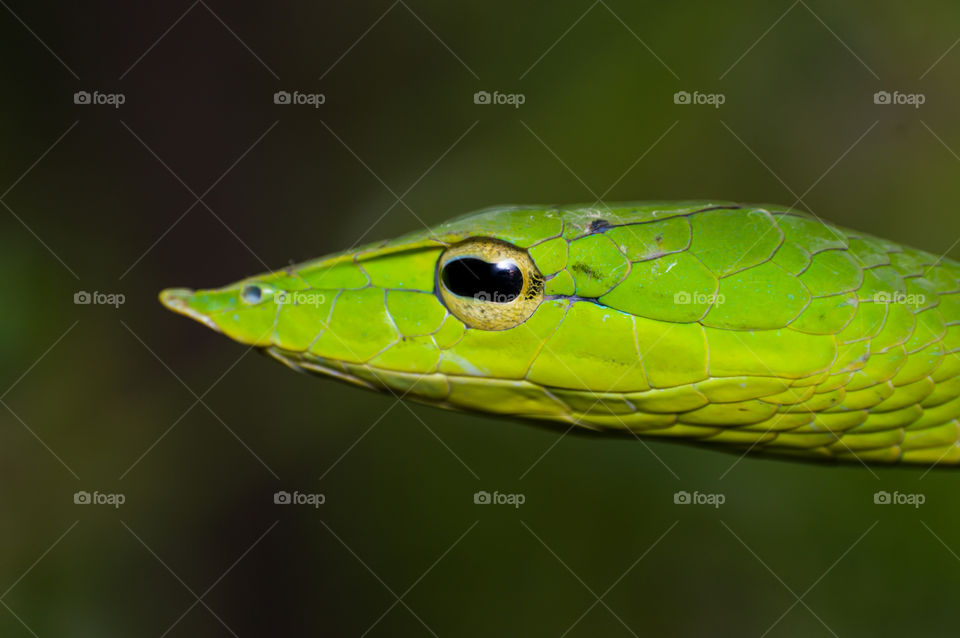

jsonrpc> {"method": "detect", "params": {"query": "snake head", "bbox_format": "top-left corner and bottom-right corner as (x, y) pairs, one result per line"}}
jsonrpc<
(160, 202), (960, 465)
(158, 203), (739, 412)
(159, 206), (596, 409)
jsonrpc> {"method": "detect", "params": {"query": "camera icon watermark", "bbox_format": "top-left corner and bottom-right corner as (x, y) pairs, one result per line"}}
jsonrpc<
(74, 290), (125, 307)
(274, 490), (325, 508)
(473, 90), (525, 108)
(473, 490), (525, 508)
(273, 90), (325, 108)
(74, 490), (126, 508)
(673, 490), (725, 508)
(873, 90), (924, 108)
(873, 490), (924, 508)
(673, 90), (725, 108)
(73, 90), (126, 108)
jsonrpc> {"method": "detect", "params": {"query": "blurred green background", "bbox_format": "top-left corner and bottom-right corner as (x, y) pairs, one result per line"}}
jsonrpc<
(2, 1), (960, 636)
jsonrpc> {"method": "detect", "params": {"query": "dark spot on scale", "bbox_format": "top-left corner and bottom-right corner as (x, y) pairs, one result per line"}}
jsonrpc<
(588, 219), (612, 233)
(571, 263), (602, 280)
(655, 234), (663, 244)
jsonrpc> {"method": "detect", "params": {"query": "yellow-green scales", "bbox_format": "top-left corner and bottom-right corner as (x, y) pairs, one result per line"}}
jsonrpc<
(160, 202), (960, 466)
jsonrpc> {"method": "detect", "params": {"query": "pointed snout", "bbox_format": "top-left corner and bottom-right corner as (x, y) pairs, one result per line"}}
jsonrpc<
(158, 287), (223, 333)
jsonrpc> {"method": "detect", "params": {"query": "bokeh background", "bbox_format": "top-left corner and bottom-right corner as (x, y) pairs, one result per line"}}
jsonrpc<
(2, 1), (960, 636)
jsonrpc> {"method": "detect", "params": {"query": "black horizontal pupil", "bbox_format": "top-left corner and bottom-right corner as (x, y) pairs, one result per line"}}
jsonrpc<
(441, 257), (524, 303)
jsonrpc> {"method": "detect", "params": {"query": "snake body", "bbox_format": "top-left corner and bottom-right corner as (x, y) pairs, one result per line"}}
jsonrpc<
(160, 202), (960, 466)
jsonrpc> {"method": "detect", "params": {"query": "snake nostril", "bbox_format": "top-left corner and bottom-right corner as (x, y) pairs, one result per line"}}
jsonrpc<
(241, 285), (262, 304)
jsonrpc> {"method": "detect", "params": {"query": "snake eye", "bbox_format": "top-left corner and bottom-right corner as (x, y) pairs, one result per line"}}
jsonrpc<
(441, 258), (524, 302)
(437, 238), (544, 330)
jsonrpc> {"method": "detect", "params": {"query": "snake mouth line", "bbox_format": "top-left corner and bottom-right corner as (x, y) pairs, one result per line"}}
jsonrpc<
(264, 347), (382, 391)
(158, 288), (223, 334)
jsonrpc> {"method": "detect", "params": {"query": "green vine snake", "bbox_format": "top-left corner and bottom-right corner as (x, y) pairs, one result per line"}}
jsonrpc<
(159, 202), (960, 466)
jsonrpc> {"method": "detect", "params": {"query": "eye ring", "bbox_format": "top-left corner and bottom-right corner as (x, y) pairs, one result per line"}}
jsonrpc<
(436, 238), (544, 330)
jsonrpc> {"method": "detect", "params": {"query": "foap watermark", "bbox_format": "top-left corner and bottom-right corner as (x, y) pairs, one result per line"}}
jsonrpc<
(873, 90), (925, 108)
(673, 291), (724, 305)
(74, 490), (125, 508)
(873, 291), (926, 308)
(674, 490), (725, 508)
(473, 90), (525, 108)
(274, 90), (326, 108)
(274, 490), (325, 508)
(874, 490), (925, 508)
(474, 490), (525, 508)
(673, 90), (725, 108)
(74, 290), (125, 307)
(474, 290), (518, 303)
(74, 90), (125, 108)
(273, 291), (327, 307)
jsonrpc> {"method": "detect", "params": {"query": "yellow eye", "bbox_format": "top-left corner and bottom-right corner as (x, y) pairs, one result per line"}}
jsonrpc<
(436, 238), (545, 330)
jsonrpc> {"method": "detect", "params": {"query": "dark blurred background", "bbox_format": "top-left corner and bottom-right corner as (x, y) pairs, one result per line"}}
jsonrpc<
(2, 1), (960, 636)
